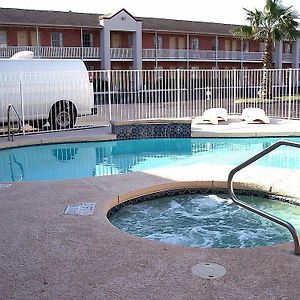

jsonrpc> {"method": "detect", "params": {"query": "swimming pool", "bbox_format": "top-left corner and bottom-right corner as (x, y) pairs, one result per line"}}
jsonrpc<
(1, 137), (300, 182)
(109, 193), (300, 248)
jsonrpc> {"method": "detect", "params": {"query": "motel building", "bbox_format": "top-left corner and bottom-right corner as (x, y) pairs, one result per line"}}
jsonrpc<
(0, 7), (299, 70)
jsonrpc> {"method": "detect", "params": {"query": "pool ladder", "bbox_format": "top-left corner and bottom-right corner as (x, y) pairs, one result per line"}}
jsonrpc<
(7, 104), (22, 141)
(228, 140), (300, 255)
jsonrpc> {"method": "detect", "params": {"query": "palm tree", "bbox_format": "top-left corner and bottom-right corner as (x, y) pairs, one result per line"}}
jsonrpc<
(232, 0), (300, 99)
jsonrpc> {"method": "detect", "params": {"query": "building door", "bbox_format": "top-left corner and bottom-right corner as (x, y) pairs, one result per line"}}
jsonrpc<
(17, 31), (28, 46)
(225, 40), (231, 51)
(169, 37), (176, 49)
(178, 37), (185, 49)
(30, 31), (40, 46)
(111, 33), (122, 48)
(232, 40), (237, 51)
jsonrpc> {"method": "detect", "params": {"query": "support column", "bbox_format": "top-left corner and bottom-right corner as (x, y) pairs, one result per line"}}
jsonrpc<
(155, 31), (158, 69)
(292, 39), (300, 69)
(100, 27), (111, 70)
(240, 39), (244, 69)
(186, 34), (190, 69)
(215, 36), (218, 69)
(274, 41), (283, 69)
(132, 22), (142, 70)
(80, 27), (83, 60)
(36, 26), (40, 58)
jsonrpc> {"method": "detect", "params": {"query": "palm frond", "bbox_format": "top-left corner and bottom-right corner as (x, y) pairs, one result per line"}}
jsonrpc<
(231, 26), (254, 39)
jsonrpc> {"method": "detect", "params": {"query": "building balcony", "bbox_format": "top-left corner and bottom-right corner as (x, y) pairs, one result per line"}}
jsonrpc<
(0, 46), (297, 65)
(142, 49), (264, 62)
(110, 48), (133, 60)
(0, 46), (100, 60)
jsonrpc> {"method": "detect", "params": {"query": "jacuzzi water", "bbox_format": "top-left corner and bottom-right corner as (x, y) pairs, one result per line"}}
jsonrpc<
(1, 137), (300, 182)
(109, 193), (300, 248)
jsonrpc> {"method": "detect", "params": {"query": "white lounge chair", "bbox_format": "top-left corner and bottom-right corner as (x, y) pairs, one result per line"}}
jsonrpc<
(194, 108), (228, 125)
(242, 108), (270, 124)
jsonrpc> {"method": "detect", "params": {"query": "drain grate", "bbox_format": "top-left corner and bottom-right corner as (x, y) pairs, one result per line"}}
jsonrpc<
(191, 262), (227, 279)
(0, 184), (12, 188)
(64, 202), (96, 216)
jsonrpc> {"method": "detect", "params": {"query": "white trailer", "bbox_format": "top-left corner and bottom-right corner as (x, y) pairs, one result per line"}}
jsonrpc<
(0, 57), (94, 129)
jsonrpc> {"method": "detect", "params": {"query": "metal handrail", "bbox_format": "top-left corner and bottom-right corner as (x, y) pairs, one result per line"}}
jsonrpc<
(228, 140), (300, 255)
(7, 104), (22, 141)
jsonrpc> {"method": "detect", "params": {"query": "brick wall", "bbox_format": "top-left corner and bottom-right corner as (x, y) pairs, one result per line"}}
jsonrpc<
(142, 33), (154, 48)
(0, 26), (100, 47)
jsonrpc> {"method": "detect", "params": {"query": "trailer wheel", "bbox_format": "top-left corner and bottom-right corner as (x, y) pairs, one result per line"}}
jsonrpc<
(49, 101), (76, 130)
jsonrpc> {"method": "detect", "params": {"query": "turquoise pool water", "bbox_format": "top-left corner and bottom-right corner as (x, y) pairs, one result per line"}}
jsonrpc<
(0, 137), (300, 182)
(109, 193), (300, 248)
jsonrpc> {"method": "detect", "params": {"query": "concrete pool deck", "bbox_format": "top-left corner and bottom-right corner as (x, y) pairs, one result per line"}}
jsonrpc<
(1, 119), (300, 299)
(192, 116), (300, 137)
(1, 116), (300, 149)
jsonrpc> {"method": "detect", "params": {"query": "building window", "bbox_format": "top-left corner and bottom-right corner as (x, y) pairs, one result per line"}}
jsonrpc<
(191, 38), (199, 50)
(0, 31), (7, 47)
(154, 35), (163, 49)
(51, 32), (63, 47)
(128, 34), (133, 47)
(82, 33), (93, 47)
(284, 43), (292, 54)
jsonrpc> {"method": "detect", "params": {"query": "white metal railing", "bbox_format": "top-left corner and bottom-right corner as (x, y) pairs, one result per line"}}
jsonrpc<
(228, 140), (300, 255)
(0, 46), (297, 64)
(110, 48), (133, 59)
(0, 68), (300, 137)
(142, 49), (266, 62)
(242, 52), (263, 62)
(283, 53), (293, 63)
(0, 46), (100, 59)
(7, 104), (22, 141)
(188, 50), (216, 60)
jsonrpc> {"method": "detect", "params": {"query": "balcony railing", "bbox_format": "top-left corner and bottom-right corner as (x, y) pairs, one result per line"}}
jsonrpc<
(110, 48), (133, 59)
(283, 53), (293, 63)
(142, 48), (264, 62)
(0, 46), (100, 59)
(0, 46), (296, 64)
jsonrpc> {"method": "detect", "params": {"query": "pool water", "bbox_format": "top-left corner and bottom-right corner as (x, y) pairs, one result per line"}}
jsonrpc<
(109, 193), (300, 248)
(0, 137), (300, 182)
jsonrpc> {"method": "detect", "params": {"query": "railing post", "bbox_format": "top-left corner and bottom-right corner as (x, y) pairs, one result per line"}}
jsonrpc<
(19, 72), (25, 135)
(108, 69), (112, 122)
(7, 105), (12, 141)
(288, 68), (292, 120)
(177, 68), (181, 118)
(233, 69), (237, 115)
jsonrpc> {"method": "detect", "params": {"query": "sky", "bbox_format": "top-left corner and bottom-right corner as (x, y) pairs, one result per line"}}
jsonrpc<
(0, 0), (300, 25)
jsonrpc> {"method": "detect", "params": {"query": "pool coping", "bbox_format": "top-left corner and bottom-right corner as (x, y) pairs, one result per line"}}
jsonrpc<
(1, 117), (300, 150)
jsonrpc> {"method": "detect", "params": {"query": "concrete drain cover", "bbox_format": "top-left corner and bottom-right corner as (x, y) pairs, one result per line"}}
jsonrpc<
(64, 203), (96, 216)
(192, 262), (227, 279)
(0, 184), (12, 188)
